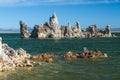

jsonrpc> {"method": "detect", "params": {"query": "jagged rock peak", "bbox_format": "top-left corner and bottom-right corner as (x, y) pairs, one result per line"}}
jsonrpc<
(106, 25), (110, 31)
(19, 20), (31, 39)
(49, 12), (59, 27)
(76, 21), (81, 31)
(68, 22), (71, 27)
(105, 25), (112, 37)
(52, 12), (57, 18)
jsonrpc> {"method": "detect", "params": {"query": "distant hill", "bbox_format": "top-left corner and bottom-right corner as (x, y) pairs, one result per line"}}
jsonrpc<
(0, 28), (20, 33)
(111, 28), (120, 33)
(0, 27), (32, 33)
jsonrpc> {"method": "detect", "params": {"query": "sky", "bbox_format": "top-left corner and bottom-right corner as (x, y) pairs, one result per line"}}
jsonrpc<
(0, 0), (120, 29)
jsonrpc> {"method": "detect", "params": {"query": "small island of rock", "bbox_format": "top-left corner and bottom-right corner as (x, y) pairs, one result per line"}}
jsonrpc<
(20, 13), (113, 39)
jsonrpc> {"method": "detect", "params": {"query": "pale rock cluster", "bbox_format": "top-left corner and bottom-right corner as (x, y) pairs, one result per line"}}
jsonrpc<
(64, 47), (108, 59)
(20, 21), (31, 38)
(0, 37), (34, 72)
(82, 24), (112, 37)
(20, 13), (83, 39)
(20, 13), (113, 39)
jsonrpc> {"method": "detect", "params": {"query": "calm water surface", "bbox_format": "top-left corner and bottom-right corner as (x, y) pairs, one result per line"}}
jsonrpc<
(0, 33), (120, 80)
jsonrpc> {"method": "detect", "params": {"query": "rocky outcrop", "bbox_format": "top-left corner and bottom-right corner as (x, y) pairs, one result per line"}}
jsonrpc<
(64, 51), (80, 59)
(20, 20), (31, 38)
(20, 13), (114, 39)
(83, 24), (112, 38)
(104, 25), (112, 37)
(31, 53), (55, 63)
(30, 13), (61, 38)
(72, 22), (83, 38)
(64, 47), (108, 59)
(60, 22), (83, 38)
(0, 37), (37, 72)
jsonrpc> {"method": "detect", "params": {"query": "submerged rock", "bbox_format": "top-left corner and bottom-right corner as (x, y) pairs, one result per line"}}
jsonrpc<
(31, 53), (55, 63)
(64, 47), (108, 59)
(64, 51), (80, 59)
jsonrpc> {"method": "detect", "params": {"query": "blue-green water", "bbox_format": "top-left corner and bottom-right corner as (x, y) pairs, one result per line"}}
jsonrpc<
(0, 33), (120, 80)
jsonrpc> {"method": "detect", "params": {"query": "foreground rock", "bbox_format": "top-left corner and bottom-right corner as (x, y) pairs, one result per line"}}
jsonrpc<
(0, 37), (36, 72)
(64, 47), (108, 59)
(20, 13), (114, 39)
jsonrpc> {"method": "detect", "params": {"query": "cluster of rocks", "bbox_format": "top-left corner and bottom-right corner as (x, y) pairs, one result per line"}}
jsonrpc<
(0, 36), (108, 72)
(30, 47), (108, 61)
(31, 53), (55, 63)
(0, 37), (37, 72)
(20, 13), (113, 39)
(83, 24), (112, 37)
(64, 47), (108, 59)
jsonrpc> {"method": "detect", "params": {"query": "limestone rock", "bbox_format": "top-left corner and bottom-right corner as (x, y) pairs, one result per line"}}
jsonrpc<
(105, 25), (112, 37)
(31, 53), (55, 62)
(72, 22), (83, 38)
(64, 51), (80, 59)
(82, 24), (113, 38)
(31, 25), (41, 38)
(64, 47), (108, 59)
(0, 37), (35, 72)
(80, 47), (108, 58)
(19, 13), (114, 39)
(30, 13), (61, 38)
(49, 13), (61, 38)
(20, 20), (31, 38)
(63, 22), (73, 38)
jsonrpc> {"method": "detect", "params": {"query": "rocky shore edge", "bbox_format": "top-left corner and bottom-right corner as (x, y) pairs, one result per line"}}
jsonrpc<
(0, 37), (108, 72)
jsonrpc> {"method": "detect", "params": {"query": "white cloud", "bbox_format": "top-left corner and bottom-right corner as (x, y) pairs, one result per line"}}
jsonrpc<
(0, 0), (119, 7)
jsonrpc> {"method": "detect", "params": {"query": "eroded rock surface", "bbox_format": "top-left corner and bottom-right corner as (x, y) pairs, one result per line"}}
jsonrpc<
(20, 20), (31, 38)
(0, 37), (35, 72)
(64, 47), (108, 59)
(20, 13), (114, 39)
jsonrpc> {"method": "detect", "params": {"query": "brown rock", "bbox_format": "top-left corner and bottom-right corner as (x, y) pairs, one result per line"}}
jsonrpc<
(64, 51), (80, 59)
(31, 53), (55, 62)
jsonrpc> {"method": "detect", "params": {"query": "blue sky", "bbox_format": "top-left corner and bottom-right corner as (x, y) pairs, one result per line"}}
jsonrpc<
(0, 0), (120, 29)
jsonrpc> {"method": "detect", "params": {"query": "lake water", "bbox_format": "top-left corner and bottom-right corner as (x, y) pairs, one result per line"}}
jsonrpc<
(0, 33), (120, 80)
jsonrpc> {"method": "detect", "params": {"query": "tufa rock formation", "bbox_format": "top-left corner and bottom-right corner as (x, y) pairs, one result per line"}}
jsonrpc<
(20, 13), (113, 39)
(30, 13), (61, 38)
(82, 24), (112, 38)
(64, 47), (108, 59)
(0, 37), (38, 72)
(20, 20), (31, 38)
(104, 25), (112, 37)
(31, 53), (55, 63)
